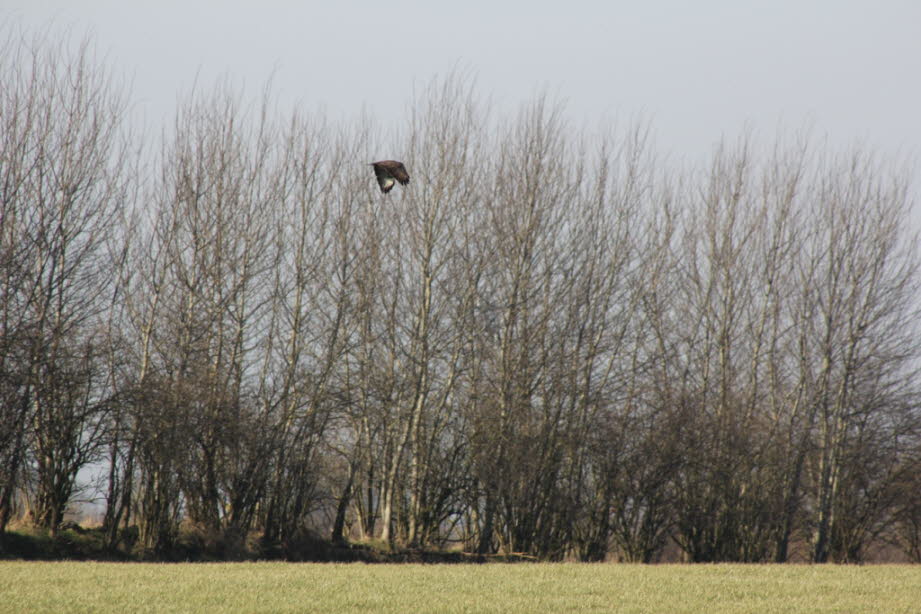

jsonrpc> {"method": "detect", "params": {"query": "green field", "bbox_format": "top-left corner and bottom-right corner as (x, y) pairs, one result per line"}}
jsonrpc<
(1, 562), (919, 613)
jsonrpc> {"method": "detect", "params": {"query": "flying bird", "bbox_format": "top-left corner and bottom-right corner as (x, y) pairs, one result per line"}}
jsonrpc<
(371, 160), (410, 193)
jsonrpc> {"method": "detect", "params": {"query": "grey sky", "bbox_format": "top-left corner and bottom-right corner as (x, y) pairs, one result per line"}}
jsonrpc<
(5, 1), (921, 164)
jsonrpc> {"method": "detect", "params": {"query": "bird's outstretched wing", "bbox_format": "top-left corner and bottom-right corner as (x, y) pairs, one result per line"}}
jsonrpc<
(388, 162), (410, 186)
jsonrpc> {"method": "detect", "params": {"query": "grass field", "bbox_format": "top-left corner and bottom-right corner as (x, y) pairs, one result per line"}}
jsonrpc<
(1, 562), (920, 613)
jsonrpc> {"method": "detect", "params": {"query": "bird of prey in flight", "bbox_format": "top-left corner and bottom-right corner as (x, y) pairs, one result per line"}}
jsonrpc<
(371, 160), (410, 193)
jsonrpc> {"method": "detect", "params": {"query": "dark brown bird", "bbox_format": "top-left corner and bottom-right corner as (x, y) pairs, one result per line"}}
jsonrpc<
(371, 160), (410, 193)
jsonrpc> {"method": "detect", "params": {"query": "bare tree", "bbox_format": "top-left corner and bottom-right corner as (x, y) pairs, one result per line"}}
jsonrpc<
(0, 25), (132, 534)
(120, 82), (308, 552)
(260, 111), (364, 548)
(801, 151), (920, 562)
(362, 75), (487, 547)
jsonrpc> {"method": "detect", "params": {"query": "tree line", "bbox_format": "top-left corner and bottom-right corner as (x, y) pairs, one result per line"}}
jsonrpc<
(2, 27), (921, 562)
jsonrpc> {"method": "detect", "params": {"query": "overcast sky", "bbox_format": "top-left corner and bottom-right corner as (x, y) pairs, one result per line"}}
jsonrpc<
(5, 1), (921, 167)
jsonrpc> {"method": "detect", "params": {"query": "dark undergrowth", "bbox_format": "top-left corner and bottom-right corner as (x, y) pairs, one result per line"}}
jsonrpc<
(0, 524), (536, 563)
